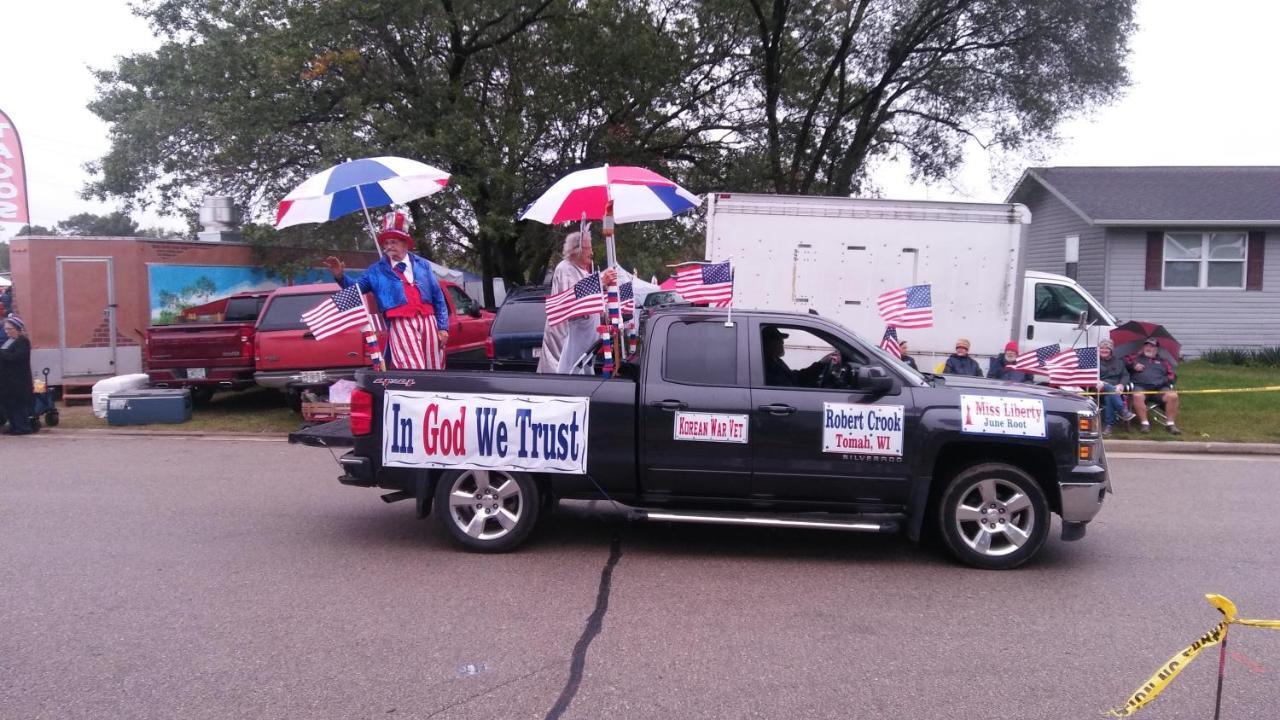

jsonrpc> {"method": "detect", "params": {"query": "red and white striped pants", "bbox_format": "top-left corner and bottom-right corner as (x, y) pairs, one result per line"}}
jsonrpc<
(387, 315), (446, 370)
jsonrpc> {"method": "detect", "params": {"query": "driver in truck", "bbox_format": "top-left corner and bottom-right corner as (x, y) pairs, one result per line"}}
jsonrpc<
(762, 326), (841, 388)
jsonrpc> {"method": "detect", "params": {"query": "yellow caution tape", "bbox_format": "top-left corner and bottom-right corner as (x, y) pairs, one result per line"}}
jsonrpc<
(1087, 385), (1280, 397)
(1106, 595), (1280, 717)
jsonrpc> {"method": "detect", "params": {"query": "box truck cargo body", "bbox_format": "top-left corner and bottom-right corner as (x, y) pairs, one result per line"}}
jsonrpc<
(705, 193), (1117, 369)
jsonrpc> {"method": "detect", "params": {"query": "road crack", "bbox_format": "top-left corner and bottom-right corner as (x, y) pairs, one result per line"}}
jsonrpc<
(544, 533), (623, 720)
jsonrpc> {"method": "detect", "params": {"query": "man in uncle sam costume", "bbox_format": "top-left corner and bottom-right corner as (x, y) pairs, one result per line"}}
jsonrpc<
(324, 211), (450, 370)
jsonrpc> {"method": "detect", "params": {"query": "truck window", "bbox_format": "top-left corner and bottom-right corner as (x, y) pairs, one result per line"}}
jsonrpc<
(491, 298), (546, 335)
(224, 296), (265, 323)
(758, 325), (868, 389)
(1034, 283), (1099, 324)
(258, 294), (329, 331)
(663, 321), (737, 385)
(446, 285), (476, 316)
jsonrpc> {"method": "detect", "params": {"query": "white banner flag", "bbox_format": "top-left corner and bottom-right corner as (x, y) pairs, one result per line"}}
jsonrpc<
(382, 391), (590, 473)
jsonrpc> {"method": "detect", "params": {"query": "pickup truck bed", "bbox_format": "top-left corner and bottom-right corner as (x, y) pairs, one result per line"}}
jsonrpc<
(294, 306), (1110, 569)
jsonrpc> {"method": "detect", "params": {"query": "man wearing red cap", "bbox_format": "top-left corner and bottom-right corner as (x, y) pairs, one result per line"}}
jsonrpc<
(323, 211), (450, 370)
(987, 341), (1032, 383)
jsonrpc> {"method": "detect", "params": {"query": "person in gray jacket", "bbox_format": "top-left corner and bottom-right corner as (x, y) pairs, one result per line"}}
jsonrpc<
(1126, 338), (1181, 435)
(1096, 339), (1135, 435)
(943, 338), (983, 377)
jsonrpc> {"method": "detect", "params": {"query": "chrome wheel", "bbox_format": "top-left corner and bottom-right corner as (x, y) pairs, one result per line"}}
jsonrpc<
(952, 477), (1036, 558)
(446, 470), (525, 542)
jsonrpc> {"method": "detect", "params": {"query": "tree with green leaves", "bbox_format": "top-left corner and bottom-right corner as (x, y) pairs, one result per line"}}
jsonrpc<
(88, 0), (741, 305)
(720, 0), (1136, 195)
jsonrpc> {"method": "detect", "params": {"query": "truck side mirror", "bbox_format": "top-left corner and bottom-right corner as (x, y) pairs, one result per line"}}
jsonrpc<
(467, 304), (482, 318)
(1077, 310), (1089, 330)
(855, 366), (896, 394)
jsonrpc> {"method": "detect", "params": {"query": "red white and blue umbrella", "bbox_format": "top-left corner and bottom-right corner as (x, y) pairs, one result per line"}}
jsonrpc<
(275, 156), (450, 229)
(518, 165), (700, 225)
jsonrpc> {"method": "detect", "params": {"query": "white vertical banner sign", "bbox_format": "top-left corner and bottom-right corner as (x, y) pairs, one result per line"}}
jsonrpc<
(382, 391), (590, 473)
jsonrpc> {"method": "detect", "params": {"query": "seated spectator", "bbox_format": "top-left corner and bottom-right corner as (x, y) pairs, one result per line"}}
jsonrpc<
(987, 341), (1032, 383)
(898, 340), (919, 371)
(1126, 338), (1180, 435)
(943, 338), (983, 377)
(1096, 339), (1135, 436)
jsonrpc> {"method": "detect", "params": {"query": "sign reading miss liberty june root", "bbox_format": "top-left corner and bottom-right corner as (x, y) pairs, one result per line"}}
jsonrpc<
(382, 391), (589, 473)
(960, 395), (1046, 438)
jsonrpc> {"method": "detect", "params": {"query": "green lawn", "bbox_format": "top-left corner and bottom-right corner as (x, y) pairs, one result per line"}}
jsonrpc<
(54, 387), (305, 435)
(1106, 360), (1280, 443)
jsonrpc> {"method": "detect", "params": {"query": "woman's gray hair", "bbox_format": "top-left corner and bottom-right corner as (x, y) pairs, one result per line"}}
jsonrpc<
(561, 230), (590, 261)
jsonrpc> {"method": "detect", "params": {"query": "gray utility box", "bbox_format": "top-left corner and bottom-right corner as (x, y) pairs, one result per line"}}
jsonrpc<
(107, 389), (193, 426)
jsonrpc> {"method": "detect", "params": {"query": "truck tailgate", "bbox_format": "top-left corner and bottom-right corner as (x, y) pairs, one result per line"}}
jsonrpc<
(289, 418), (354, 448)
(148, 323), (252, 367)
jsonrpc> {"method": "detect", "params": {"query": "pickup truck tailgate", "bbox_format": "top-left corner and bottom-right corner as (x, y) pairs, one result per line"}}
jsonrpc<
(148, 323), (252, 367)
(289, 418), (354, 448)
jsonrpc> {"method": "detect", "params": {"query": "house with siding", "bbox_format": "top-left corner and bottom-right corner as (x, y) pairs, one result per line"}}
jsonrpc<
(1006, 167), (1277, 355)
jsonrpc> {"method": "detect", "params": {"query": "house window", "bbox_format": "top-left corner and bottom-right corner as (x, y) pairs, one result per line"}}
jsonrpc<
(1163, 232), (1247, 288)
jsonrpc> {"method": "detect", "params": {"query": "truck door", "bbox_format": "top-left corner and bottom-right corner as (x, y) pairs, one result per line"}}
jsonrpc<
(748, 319), (912, 506)
(1022, 280), (1109, 350)
(640, 317), (752, 498)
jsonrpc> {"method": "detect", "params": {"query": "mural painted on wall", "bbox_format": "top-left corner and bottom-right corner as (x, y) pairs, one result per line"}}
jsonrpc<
(146, 264), (358, 324)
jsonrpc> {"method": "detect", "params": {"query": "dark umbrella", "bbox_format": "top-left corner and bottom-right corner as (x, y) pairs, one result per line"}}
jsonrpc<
(1110, 320), (1181, 365)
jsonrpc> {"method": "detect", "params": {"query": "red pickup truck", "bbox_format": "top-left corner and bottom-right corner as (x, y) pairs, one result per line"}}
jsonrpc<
(254, 281), (494, 408)
(145, 291), (270, 404)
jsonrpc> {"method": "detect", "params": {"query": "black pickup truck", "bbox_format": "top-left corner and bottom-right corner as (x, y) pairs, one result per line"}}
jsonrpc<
(294, 306), (1110, 569)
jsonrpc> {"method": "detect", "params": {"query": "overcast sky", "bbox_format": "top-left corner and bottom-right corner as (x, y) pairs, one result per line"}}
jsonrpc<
(2, 0), (1278, 242)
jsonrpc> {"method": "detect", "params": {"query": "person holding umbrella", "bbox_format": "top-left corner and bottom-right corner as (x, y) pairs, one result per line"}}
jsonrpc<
(1126, 337), (1181, 435)
(323, 211), (450, 370)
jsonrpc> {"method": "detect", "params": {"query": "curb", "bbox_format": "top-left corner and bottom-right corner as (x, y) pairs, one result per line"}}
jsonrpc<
(36, 428), (289, 440)
(1106, 439), (1280, 456)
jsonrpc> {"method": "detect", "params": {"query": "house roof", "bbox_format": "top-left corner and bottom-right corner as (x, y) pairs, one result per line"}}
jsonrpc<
(1006, 167), (1280, 226)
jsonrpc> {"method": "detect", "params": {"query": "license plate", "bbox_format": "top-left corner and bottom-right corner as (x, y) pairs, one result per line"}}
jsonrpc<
(531, 348), (542, 358)
(300, 370), (326, 384)
(187, 368), (207, 380)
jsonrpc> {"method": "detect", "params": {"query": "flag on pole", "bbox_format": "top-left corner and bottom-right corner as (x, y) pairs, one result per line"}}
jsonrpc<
(302, 284), (375, 340)
(545, 272), (606, 327)
(619, 280), (635, 315)
(1045, 347), (1100, 386)
(674, 260), (733, 307)
(880, 326), (902, 358)
(1011, 343), (1062, 373)
(876, 284), (933, 328)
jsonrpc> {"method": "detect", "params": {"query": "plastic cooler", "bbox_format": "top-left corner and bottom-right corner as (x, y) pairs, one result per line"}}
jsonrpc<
(92, 373), (151, 419)
(106, 389), (193, 426)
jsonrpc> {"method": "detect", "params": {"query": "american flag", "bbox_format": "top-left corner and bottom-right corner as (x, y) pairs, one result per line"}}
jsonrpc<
(1045, 347), (1099, 386)
(674, 260), (733, 307)
(301, 284), (374, 340)
(619, 281), (635, 315)
(1011, 343), (1061, 373)
(876, 284), (933, 328)
(545, 272), (606, 326)
(880, 326), (902, 358)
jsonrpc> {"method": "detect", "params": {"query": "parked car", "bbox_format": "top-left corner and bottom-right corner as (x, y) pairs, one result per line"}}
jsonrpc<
(292, 305), (1110, 570)
(487, 285), (549, 372)
(145, 291), (270, 404)
(254, 280), (494, 408)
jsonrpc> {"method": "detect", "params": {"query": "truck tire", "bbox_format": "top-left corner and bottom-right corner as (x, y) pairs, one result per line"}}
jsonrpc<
(938, 463), (1049, 570)
(435, 470), (540, 553)
(189, 387), (215, 406)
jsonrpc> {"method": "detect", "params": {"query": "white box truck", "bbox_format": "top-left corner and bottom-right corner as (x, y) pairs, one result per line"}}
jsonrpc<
(704, 193), (1118, 370)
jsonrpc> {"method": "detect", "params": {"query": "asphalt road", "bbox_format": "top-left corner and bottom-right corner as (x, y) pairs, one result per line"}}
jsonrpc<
(2, 435), (1278, 719)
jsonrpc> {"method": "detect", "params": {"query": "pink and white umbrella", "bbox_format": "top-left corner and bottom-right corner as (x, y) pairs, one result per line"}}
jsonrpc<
(517, 165), (700, 225)
(275, 156), (450, 229)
